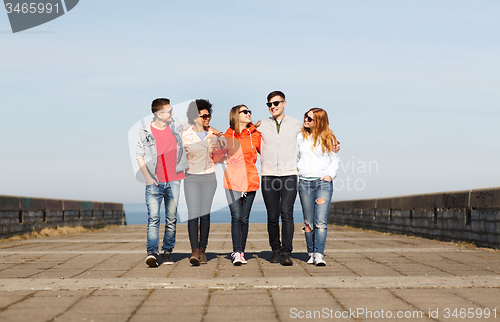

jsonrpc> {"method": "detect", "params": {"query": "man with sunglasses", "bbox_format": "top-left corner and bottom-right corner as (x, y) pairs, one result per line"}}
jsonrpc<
(258, 91), (304, 266)
(136, 98), (189, 267)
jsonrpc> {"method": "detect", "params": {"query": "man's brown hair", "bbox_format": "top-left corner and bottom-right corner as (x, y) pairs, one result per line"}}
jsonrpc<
(151, 98), (171, 114)
(267, 91), (285, 102)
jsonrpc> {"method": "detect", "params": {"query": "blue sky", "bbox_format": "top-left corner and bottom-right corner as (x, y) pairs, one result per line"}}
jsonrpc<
(1, 1), (499, 204)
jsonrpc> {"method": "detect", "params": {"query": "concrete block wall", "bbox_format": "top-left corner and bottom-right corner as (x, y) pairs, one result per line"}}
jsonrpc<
(0, 195), (126, 237)
(329, 187), (500, 248)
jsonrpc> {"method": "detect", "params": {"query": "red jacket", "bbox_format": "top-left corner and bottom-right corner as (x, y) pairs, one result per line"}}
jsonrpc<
(220, 124), (261, 192)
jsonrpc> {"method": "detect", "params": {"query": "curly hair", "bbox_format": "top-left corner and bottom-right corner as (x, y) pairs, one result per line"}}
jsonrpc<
(186, 99), (213, 125)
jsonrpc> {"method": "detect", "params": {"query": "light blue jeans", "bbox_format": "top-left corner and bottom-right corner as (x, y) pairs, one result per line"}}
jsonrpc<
(145, 181), (181, 254)
(298, 178), (333, 255)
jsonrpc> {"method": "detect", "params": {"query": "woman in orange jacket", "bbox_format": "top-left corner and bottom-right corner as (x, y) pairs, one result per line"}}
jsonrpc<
(220, 105), (261, 265)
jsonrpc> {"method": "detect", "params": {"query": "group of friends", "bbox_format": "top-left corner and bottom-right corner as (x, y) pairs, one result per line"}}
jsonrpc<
(136, 91), (340, 268)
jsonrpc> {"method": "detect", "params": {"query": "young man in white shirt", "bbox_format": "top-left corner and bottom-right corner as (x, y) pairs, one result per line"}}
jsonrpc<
(259, 91), (303, 266)
(259, 91), (340, 266)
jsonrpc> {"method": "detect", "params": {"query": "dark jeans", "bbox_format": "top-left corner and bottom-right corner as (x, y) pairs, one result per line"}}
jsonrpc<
(261, 175), (297, 254)
(184, 173), (217, 249)
(225, 189), (256, 253)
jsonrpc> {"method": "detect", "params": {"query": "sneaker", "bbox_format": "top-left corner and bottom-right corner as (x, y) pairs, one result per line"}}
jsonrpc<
(231, 252), (242, 266)
(161, 251), (174, 265)
(146, 252), (158, 267)
(240, 252), (247, 264)
(314, 253), (326, 266)
(280, 254), (293, 266)
(307, 252), (315, 264)
(270, 251), (280, 263)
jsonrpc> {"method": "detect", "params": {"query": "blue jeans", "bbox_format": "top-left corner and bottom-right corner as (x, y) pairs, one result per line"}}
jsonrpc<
(298, 178), (333, 255)
(225, 189), (256, 253)
(145, 181), (181, 254)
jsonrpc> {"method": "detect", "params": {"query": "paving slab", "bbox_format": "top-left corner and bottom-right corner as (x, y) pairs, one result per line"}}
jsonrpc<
(0, 223), (499, 321)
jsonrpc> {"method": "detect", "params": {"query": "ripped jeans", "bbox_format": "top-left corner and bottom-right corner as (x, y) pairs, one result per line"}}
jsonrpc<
(298, 178), (333, 255)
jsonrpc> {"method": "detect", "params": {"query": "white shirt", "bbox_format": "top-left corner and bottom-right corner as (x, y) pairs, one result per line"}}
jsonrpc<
(297, 132), (340, 179)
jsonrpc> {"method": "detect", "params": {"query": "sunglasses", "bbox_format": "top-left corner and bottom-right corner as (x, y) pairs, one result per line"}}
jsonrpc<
(239, 109), (252, 115)
(200, 114), (211, 120)
(304, 115), (314, 122)
(266, 101), (284, 108)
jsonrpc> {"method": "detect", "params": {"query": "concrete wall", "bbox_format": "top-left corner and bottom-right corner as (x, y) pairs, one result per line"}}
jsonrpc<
(329, 187), (500, 248)
(0, 195), (126, 237)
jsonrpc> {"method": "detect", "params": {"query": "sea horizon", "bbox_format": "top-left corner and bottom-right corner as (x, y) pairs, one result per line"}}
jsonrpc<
(124, 201), (305, 225)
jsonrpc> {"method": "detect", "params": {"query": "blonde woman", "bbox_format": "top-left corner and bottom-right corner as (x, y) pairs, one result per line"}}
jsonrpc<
(297, 108), (340, 266)
(214, 105), (261, 265)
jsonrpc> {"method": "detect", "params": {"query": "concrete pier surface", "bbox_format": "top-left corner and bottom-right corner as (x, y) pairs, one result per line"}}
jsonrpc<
(0, 223), (499, 321)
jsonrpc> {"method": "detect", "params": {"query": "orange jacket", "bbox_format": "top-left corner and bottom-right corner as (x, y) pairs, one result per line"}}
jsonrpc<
(221, 124), (261, 192)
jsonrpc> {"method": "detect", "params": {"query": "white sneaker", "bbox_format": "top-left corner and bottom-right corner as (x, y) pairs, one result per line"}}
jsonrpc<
(240, 252), (247, 264)
(231, 252), (242, 266)
(307, 253), (315, 264)
(314, 253), (326, 266)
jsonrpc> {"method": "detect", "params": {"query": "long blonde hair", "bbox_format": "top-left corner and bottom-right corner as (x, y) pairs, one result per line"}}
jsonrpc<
(229, 105), (259, 133)
(301, 108), (338, 153)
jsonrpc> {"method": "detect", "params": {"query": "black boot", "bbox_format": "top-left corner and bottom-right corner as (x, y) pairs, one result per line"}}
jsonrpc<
(270, 251), (280, 263)
(280, 254), (293, 266)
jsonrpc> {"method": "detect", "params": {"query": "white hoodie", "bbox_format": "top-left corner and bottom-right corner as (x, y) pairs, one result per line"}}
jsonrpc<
(297, 132), (340, 180)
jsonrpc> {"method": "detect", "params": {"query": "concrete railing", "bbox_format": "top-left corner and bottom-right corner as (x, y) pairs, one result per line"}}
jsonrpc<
(329, 187), (500, 248)
(0, 195), (126, 237)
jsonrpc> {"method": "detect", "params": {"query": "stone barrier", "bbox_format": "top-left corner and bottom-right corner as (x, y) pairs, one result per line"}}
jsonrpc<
(329, 187), (500, 248)
(0, 195), (126, 237)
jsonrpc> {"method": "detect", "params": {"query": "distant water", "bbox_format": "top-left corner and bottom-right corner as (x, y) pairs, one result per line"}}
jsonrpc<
(124, 201), (304, 225)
